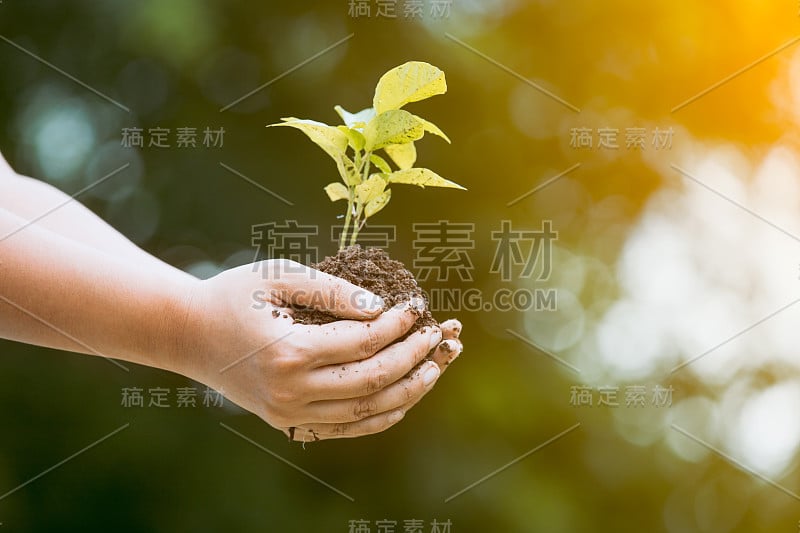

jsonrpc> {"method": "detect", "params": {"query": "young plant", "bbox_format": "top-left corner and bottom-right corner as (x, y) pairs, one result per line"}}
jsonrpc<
(268, 61), (465, 250)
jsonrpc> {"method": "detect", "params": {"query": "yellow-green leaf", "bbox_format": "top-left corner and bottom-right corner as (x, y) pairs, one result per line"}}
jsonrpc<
(324, 182), (349, 202)
(363, 109), (425, 151)
(365, 189), (391, 218)
(414, 115), (450, 143)
(370, 154), (392, 174)
(373, 61), (447, 114)
(335, 154), (361, 186)
(334, 105), (376, 129)
(387, 168), (466, 190)
(268, 118), (348, 162)
(355, 174), (386, 204)
(384, 142), (416, 170)
(338, 125), (365, 152)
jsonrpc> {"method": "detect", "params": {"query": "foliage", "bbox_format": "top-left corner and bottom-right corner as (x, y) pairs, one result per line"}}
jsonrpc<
(268, 61), (465, 249)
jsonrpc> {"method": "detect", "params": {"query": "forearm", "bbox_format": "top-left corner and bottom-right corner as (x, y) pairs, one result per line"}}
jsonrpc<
(0, 170), (193, 281)
(0, 208), (196, 372)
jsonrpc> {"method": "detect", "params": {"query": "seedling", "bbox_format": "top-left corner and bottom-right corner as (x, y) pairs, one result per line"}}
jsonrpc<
(268, 61), (465, 250)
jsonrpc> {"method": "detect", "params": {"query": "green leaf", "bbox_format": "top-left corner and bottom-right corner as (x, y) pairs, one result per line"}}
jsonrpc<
(383, 142), (416, 170)
(363, 109), (425, 151)
(387, 168), (466, 190)
(324, 182), (349, 202)
(414, 115), (450, 143)
(334, 105), (376, 129)
(373, 61), (447, 114)
(341, 168), (362, 186)
(369, 154), (392, 174)
(268, 118), (348, 161)
(335, 154), (361, 186)
(365, 189), (391, 218)
(338, 125), (365, 152)
(355, 174), (386, 204)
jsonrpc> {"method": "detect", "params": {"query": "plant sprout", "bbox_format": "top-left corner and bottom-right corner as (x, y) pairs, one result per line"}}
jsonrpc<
(268, 61), (466, 250)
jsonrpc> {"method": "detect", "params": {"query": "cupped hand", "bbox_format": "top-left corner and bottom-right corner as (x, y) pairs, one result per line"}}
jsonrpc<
(287, 316), (463, 442)
(174, 259), (462, 441)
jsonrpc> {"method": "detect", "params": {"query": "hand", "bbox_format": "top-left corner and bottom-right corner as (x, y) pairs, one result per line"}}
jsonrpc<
(287, 317), (464, 442)
(174, 259), (455, 440)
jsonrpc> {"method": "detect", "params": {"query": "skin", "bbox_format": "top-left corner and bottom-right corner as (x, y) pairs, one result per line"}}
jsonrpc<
(0, 152), (463, 440)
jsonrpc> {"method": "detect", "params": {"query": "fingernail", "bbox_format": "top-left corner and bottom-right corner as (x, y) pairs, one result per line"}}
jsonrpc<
(428, 328), (443, 350)
(389, 410), (404, 423)
(439, 339), (459, 354)
(422, 362), (440, 386)
(441, 318), (462, 337)
(409, 297), (426, 313)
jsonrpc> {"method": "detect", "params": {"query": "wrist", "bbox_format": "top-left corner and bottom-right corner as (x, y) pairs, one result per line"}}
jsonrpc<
(155, 274), (204, 377)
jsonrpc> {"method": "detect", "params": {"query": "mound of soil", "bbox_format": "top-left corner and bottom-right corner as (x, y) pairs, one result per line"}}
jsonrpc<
(292, 245), (437, 336)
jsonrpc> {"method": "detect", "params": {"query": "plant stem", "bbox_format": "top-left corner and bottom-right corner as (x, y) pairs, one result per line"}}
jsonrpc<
(349, 205), (363, 246)
(347, 150), (372, 246)
(351, 213), (369, 245)
(338, 154), (359, 251)
(362, 151), (372, 181)
(340, 193), (354, 250)
(338, 150), (373, 250)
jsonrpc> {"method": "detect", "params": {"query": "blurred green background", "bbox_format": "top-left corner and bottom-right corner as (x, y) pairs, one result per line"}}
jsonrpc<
(3, 1), (800, 531)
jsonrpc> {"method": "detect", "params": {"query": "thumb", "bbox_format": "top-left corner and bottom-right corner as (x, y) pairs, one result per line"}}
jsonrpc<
(266, 259), (385, 319)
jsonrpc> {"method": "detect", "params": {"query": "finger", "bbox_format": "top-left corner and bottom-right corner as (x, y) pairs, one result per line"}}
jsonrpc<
(440, 318), (462, 339)
(309, 326), (442, 400)
(431, 339), (463, 371)
(291, 409), (407, 440)
(396, 339), (463, 415)
(265, 259), (385, 319)
(302, 360), (440, 423)
(295, 300), (424, 366)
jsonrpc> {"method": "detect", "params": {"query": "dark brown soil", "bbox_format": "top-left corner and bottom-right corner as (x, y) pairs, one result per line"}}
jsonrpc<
(292, 245), (437, 334)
